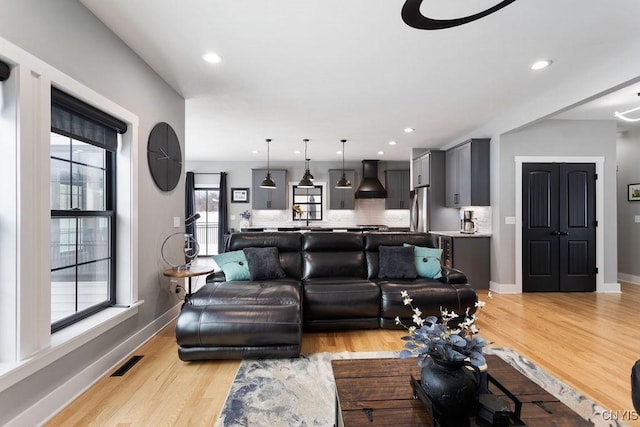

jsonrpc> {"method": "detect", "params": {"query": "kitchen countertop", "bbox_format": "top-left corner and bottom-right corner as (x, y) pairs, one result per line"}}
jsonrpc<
(429, 230), (492, 238)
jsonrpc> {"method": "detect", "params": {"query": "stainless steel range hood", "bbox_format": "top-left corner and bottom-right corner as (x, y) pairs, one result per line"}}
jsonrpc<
(355, 160), (387, 199)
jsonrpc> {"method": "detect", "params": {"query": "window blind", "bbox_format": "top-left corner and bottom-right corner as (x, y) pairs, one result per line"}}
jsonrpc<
(51, 87), (128, 152)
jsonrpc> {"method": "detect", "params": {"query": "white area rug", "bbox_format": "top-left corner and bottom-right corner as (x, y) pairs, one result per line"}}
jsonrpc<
(215, 348), (626, 427)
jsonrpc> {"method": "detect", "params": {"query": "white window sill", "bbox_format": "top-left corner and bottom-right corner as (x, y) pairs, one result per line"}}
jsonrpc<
(0, 301), (143, 393)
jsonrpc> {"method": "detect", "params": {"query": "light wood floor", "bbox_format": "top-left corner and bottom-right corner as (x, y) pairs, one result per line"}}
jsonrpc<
(48, 284), (640, 426)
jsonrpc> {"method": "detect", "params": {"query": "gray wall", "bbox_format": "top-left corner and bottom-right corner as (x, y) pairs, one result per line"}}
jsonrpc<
(491, 119), (618, 287)
(617, 128), (640, 279)
(0, 0), (184, 423)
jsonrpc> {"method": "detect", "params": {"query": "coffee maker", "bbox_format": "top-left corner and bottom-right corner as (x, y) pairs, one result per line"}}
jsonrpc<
(460, 209), (477, 234)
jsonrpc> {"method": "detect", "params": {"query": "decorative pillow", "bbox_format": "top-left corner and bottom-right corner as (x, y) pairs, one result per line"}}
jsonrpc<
(404, 243), (443, 279)
(212, 250), (250, 281)
(378, 246), (418, 279)
(243, 247), (287, 280)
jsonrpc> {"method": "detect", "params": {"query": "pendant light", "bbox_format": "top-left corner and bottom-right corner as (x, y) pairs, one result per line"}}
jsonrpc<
(260, 138), (277, 189)
(298, 139), (314, 188)
(336, 139), (352, 189)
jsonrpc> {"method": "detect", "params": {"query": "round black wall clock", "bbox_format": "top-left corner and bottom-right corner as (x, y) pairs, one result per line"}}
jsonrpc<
(147, 122), (182, 192)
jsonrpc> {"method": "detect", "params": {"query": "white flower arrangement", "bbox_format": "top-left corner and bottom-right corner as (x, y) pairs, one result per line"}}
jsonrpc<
(397, 290), (491, 368)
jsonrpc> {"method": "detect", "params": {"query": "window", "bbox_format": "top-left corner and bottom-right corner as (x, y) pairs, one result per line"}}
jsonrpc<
(292, 185), (323, 222)
(50, 88), (126, 332)
(194, 188), (220, 256)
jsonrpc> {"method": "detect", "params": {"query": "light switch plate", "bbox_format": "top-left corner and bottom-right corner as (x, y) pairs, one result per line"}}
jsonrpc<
(635, 215), (640, 224)
(505, 216), (516, 225)
(173, 217), (181, 228)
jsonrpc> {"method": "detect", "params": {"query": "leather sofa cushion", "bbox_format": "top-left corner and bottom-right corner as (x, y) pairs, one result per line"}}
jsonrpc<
(188, 279), (301, 306)
(379, 281), (464, 320)
(303, 251), (367, 279)
(302, 232), (363, 251)
(228, 232), (302, 279)
(303, 278), (380, 320)
(302, 232), (367, 279)
(175, 303), (301, 347)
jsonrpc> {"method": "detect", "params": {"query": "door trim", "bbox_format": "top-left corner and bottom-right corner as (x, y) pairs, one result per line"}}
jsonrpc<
(514, 156), (615, 293)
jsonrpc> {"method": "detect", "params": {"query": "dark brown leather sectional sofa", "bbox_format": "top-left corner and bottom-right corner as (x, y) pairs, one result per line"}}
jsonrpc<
(175, 231), (477, 361)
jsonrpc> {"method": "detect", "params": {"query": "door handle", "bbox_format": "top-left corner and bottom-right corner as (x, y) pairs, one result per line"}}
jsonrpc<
(559, 231), (568, 236)
(550, 231), (560, 236)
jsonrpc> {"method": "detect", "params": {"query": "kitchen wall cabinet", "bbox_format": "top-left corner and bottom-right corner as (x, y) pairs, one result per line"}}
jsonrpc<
(445, 139), (490, 207)
(412, 152), (431, 188)
(435, 234), (490, 289)
(385, 169), (410, 209)
(328, 169), (356, 209)
(251, 169), (287, 209)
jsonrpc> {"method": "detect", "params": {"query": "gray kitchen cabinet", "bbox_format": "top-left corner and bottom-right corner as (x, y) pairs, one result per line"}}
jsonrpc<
(412, 152), (431, 188)
(385, 169), (410, 209)
(252, 169), (287, 209)
(436, 234), (491, 289)
(329, 169), (356, 209)
(445, 139), (490, 207)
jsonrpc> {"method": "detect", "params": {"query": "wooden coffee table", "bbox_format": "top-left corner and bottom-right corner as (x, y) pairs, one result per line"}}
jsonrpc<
(332, 355), (590, 426)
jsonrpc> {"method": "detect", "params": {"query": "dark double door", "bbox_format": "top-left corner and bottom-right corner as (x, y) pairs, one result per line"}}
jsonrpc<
(522, 163), (596, 292)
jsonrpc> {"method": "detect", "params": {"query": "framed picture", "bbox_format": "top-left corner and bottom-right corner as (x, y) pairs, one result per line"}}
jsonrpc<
(629, 183), (640, 202)
(231, 188), (250, 203)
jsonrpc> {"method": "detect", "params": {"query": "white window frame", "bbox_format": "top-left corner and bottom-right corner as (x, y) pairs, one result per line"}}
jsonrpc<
(0, 36), (142, 392)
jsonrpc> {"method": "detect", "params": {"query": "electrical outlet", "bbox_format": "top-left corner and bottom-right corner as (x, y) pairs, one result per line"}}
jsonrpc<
(173, 217), (181, 228)
(170, 279), (180, 294)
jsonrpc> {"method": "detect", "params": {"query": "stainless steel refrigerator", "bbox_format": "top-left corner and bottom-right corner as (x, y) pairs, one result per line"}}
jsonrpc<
(410, 185), (459, 232)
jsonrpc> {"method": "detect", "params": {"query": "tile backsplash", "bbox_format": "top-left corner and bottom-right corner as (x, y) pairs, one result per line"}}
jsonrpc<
(249, 198), (410, 229)
(459, 206), (491, 233)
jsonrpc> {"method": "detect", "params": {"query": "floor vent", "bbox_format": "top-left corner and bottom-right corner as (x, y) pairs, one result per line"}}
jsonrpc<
(111, 355), (143, 377)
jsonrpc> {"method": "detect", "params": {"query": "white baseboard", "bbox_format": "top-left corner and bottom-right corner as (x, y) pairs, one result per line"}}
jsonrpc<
(490, 281), (621, 293)
(489, 281), (520, 294)
(618, 273), (640, 286)
(7, 303), (182, 427)
(598, 282), (621, 293)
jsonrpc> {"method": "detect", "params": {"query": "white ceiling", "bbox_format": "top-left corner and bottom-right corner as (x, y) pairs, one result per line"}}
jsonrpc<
(80, 0), (640, 161)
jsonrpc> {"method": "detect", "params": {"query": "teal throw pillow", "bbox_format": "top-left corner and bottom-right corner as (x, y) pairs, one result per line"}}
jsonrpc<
(403, 243), (443, 279)
(212, 250), (250, 281)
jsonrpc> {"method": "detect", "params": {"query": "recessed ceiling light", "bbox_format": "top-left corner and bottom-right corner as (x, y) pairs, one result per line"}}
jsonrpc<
(404, 127), (414, 133)
(294, 150), (301, 155)
(337, 150), (342, 155)
(251, 150), (259, 154)
(378, 151), (384, 155)
(530, 59), (552, 70)
(202, 52), (222, 64)
(389, 141), (397, 145)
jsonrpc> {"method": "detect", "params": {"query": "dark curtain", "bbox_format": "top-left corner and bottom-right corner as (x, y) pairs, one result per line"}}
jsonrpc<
(218, 172), (228, 253)
(185, 172), (196, 258)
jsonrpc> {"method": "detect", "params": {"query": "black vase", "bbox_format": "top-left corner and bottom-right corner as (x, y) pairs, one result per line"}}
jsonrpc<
(420, 356), (479, 426)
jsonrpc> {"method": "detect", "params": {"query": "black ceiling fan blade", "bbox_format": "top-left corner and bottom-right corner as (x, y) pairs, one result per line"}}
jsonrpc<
(401, 0), (518, 30)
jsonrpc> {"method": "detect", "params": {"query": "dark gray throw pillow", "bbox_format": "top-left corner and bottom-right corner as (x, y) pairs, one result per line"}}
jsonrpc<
(378, 245), (417, 279)
(243, 246), (287, 280)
